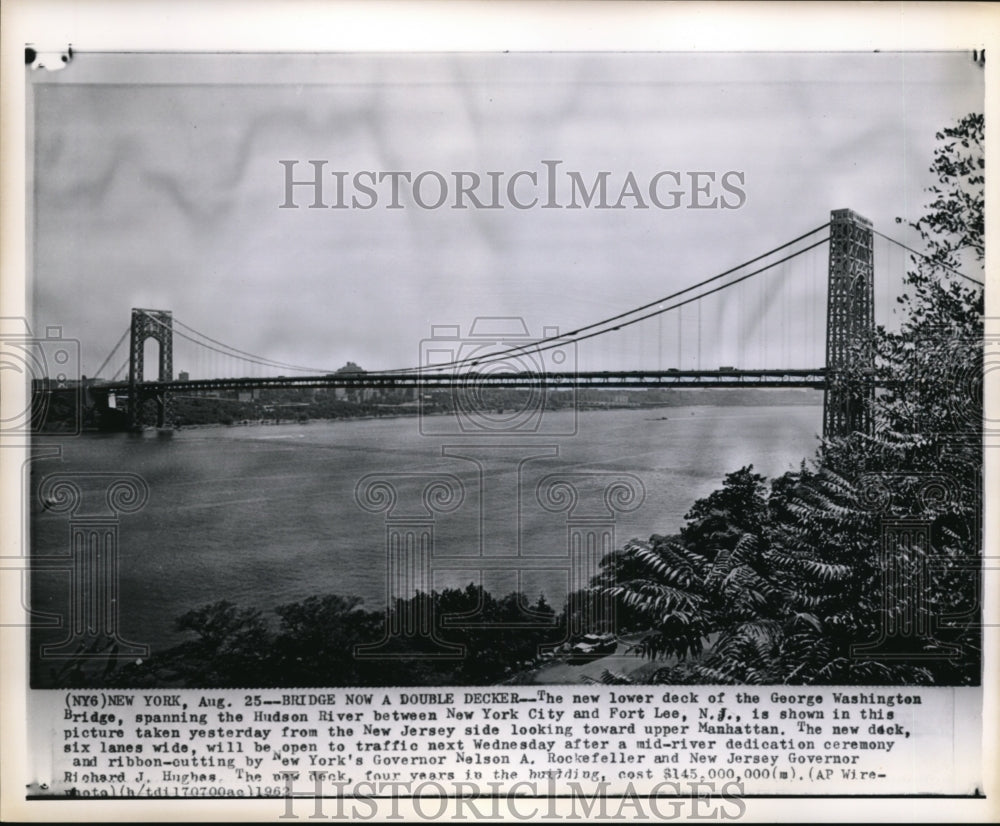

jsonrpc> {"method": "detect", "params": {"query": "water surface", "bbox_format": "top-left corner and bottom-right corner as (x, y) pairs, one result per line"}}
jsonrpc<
(30, 404), (822, 658)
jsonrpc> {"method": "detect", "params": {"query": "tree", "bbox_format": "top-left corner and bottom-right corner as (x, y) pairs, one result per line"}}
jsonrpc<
(271, 594), (388, 686)
(601, 467), (774, 665)
(902, 113), (984, 273)
(679, 466), (768, 559)
(600, 113), (984, 685)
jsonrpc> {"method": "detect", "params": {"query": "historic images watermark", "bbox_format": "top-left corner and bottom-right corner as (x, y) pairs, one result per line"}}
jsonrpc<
(1, 318), (151, 672)
(418, 317), (578, 438)
(33, 472), (151, 666)
(279, 161), (748, 212)
(278, 776), (747, 821)
(0, 319), (79, 643)
(855, 472), (970, 661)
(0, 317), (82, 436)
(845, 318), (993, 661)
(349, 315), (646, 663)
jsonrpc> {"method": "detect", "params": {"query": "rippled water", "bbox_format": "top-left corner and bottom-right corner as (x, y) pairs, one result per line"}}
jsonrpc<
(30, 404), (822, 659)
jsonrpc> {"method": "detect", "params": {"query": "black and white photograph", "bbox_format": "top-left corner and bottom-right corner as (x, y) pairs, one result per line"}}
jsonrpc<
(25, 48), (986, 690)
(2, 1), (997, 819)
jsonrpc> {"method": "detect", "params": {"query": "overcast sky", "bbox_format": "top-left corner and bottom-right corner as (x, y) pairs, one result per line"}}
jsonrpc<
(30, 51), (983, 378)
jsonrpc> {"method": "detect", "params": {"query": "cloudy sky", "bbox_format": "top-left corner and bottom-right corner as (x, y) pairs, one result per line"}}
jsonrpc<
(30, 51), (982, 378)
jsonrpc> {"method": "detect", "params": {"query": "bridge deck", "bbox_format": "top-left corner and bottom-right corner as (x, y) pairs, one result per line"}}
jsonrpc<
(98, 369), (828, 393)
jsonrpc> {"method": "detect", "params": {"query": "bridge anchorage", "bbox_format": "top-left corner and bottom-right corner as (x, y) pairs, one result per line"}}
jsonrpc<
(100, 208), (879, 439)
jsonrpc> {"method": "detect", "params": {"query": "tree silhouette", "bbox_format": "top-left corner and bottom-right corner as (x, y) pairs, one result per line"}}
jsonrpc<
(600, 114), (984, 685)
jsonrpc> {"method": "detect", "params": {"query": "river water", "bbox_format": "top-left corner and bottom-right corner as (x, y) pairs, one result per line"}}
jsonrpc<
(30, 404), (822, 659)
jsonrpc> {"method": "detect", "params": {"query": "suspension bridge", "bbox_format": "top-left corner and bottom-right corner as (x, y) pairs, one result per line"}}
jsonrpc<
(72, 209), (981, 438)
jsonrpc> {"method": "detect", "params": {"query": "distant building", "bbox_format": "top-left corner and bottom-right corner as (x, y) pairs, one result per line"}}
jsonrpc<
(333, 361), (367, 402)
(336, 361), (365, 375)
(178, 371), (190, 382)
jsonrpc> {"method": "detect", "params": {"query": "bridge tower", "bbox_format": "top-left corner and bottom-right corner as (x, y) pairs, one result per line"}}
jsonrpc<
(823, 209), (875, 438)
(128, 308), (173, 431)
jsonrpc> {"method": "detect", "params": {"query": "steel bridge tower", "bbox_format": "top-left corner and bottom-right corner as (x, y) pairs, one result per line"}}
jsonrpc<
(823, 209), (875, 439)
(128, 308), (173, 431)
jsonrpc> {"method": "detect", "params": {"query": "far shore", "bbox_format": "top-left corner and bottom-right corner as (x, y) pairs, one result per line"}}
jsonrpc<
(91, 398), (824, 436)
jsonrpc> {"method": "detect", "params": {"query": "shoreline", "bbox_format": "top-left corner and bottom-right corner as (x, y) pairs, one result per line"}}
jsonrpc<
(85, 398), (824, 436)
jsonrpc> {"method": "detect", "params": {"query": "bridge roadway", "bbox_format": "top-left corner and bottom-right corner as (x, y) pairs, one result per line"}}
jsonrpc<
(98, 368), (828, 394)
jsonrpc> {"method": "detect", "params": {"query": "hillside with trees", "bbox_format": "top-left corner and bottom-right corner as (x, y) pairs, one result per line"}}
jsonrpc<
(597, 114), (985, 686)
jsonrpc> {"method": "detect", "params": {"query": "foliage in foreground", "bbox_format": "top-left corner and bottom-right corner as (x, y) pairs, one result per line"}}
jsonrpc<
(84, 586), (559, 688)
(38, 115), (985, 690)
(599, 114), (984, 686)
